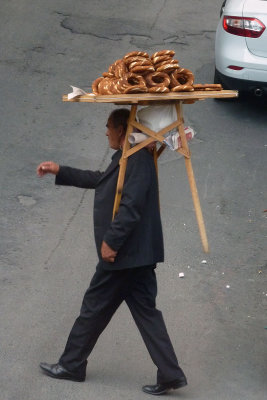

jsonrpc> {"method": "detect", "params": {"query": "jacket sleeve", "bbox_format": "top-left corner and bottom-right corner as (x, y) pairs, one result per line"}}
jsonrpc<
(55, 166), (104, 189)
(103, 152), (152, 251)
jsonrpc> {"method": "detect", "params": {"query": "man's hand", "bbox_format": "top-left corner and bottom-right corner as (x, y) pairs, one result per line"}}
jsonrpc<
(101, 241), (117, 263)
(146, 141), (157, 153)
(37, 161), (60, 177)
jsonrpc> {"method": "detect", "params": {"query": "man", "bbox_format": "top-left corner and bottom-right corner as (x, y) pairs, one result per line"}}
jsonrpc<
(37, 108), (187, 395)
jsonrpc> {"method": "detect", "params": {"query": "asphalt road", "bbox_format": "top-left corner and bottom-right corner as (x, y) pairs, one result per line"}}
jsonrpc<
(0, 1), (266, 399)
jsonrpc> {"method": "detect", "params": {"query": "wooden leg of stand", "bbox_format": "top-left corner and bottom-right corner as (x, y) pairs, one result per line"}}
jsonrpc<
(153, 146), (161, 210)
(175, 102), (209, 253)
(153, 146), (158, 176)
(112, 105), (137, 219)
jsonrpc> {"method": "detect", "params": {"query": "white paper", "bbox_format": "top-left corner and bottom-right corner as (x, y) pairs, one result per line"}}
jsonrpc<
(164, 126), (195, 151)
(67, 86), (88, 100)
(128, 132), (148, 144)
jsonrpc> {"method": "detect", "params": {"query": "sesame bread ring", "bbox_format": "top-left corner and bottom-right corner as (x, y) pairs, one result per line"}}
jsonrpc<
(145, 72), (170, 87)
(98, 78), (114, 95)
(117, 77), (131, 92)
(124, 85), (148, 94)
(170, 71), (184, 86)
(193, 87), (218, 91)
(92, 77), (104, 94)
(148, 86), (170, 93)
(208, 83), (222, 89)
(131, 65), (155, 75)
(151, 55), (173, 65)
(108, 63), (116, 75)
(156, 63), (180, 73)
(170, 68), (194, 88)
(123, 51), (150, 60)
(128, 59), (153, 69)
(109, 79), (124, 94)
(151, 50), (175, 59)
(123, 72), (146, 87)
(102, 71), (115, 78)
(114, 60), (128, 78)
(117, 73), (146, 92)
(193, 83), (222, 91)
(171, 85), (194, 92)
(119, 72), (147, 93)
(124, 56), (150, 66)
(154, 59), (179, 69)
(193, 84), (205, 89)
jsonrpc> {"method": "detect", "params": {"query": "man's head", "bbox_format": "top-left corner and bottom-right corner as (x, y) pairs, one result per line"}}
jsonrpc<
(106, 108), (130, 150)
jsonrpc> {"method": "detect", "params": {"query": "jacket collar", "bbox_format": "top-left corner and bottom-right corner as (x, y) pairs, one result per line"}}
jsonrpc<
(112, 149), (122, 160)
(98, 149), (122, 183)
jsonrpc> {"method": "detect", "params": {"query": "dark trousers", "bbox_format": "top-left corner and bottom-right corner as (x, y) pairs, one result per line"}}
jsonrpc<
(59, 263), (186, 383)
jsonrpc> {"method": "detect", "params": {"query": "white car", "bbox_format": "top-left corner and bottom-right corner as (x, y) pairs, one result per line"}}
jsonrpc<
(214, 0), (267, 97)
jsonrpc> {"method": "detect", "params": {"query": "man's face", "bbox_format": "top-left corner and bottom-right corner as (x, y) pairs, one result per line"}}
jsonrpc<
(106, 118), (123, 150)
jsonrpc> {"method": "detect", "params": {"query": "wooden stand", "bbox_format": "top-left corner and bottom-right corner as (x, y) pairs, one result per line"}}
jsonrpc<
(63, 90), (238, 253)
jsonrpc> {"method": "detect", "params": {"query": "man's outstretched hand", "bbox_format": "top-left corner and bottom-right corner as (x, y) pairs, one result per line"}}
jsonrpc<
(101, 241), (117, 263)
(37, 161), (60, 177)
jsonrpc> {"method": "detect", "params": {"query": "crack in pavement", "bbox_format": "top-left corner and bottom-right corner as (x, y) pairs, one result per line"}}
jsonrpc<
(55, 11), (215, 47)
(150, 0), (167, 31)
(60, 18), (152, 42)
(60, 16), (152, 41)
(59, 16), (214, 46)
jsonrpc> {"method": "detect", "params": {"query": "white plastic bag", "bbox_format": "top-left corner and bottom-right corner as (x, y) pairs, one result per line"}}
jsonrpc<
(137, 104), (177, 133)
(128, 104), (177, 145)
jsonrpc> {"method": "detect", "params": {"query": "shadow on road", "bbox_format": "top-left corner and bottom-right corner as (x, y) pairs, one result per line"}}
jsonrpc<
(214, 94), (267, 116)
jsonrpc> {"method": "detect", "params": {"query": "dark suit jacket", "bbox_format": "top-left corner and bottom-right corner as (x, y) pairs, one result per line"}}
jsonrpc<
(55, 148), (164, 270)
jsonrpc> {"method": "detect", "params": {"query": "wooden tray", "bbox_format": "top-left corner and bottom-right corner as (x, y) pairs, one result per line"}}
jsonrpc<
(62, 90), (238, 105)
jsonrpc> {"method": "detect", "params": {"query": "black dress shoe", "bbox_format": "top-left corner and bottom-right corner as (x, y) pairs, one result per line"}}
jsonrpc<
(142, 377), (187, 395)
(40, 362), (85, 382)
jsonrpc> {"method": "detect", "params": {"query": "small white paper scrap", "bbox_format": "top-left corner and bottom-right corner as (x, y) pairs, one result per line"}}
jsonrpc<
(179, 272), (185, 278)
(128, 132), (148, 144)
(226, 285), (230, 289)
(68, 86), (88, 100)
(201, 260), (207, 264)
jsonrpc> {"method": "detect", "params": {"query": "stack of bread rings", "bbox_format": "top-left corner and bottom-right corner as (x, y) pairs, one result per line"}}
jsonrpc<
(92, 50), (222, 95)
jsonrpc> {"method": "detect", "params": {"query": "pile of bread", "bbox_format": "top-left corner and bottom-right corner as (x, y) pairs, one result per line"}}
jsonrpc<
(92, 50), (222, 95)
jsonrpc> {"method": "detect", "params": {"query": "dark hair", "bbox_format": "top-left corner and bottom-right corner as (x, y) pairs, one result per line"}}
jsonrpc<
(108, 108), (130, 134)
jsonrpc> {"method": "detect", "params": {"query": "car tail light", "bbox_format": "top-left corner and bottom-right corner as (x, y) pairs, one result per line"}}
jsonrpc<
(223, 16), (266, 38)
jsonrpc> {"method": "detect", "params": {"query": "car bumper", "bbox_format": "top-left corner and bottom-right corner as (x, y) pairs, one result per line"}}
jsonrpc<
(215, 68), (267, 94)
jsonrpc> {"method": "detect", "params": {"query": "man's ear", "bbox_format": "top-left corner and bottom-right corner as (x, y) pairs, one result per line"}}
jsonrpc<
(118, 125), (124, 137)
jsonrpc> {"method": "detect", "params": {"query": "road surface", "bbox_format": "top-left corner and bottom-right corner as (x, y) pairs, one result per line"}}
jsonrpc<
(0, 1), (266, 399)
